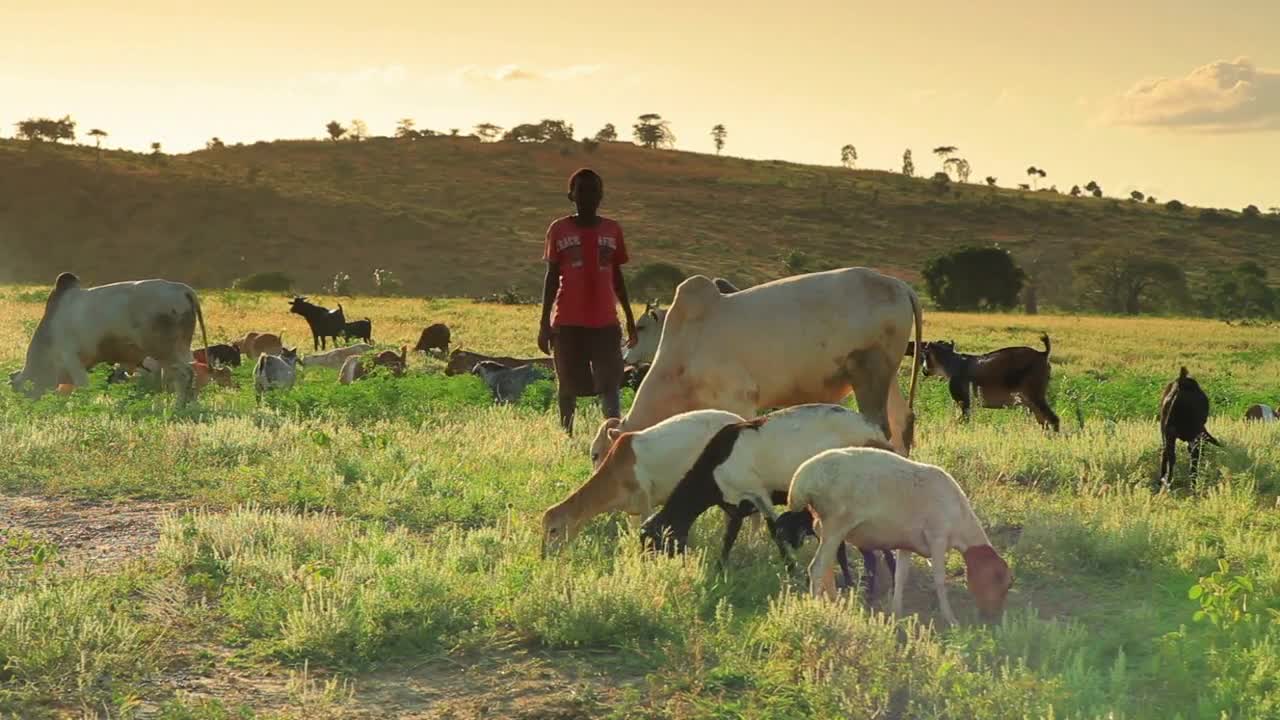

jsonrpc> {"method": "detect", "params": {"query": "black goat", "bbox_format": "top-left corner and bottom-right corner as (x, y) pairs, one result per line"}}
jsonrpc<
(774, 509), (896, 601)
(341, 318), (372, 345)
(622, 363), (650, 391)
(909, 334), (1060, 431)
(200, 344), (241, 367)
(289, 297), (346, 351)
(1158, 366), (1221, 486)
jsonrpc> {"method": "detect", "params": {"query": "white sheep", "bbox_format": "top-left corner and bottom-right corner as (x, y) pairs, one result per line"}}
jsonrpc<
(541, 408), (745, 556)
(638, 404), (897, 590)
(787, 446), (1012, 625)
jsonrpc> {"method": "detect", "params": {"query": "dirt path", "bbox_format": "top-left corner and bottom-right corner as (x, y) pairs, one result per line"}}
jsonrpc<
(0, 494), (180, 572)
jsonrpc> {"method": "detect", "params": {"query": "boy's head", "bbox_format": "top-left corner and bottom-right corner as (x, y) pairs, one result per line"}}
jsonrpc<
(568, 168), (603, 214)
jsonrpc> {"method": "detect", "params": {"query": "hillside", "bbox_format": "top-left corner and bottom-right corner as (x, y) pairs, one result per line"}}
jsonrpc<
(1, 137), (1276, 303)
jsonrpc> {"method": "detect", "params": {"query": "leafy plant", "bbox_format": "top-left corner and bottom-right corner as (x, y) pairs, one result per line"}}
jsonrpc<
(1189, 559), (1254, 630)
(231, 271), (294, 293)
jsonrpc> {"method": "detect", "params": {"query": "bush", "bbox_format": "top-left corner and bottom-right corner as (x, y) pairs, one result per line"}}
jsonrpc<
(782, 249), (811, 275)
(232, 271), (294, 293)
(478, 286), (536, 305)
(1199, 208), (1227, 224)
(929, 172), (951, 193)
(372, 268), (402, 296)
(1243, 204), (1261, 219)
(1166, 199), (1185, 212)
(922, 246), (1026, 311)
(630, 262), (687, 300)
(329, 272), (352, 296)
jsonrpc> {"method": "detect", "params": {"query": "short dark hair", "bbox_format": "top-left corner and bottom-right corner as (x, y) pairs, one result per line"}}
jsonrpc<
(568, 168), (603, 194)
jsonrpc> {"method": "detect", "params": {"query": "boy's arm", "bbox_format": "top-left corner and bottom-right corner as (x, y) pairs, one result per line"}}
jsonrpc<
(538, 263), (559, 354)
(613, 265), (637, 347)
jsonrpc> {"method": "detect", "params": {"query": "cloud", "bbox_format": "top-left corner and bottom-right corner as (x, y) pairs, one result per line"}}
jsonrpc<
(450, 64), (602, 87)
(1102, 57), (1280, 132)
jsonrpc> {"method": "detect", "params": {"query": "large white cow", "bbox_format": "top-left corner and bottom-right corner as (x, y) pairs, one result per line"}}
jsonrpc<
(590, 268), (923, 465)
(9, 273), (209, 405)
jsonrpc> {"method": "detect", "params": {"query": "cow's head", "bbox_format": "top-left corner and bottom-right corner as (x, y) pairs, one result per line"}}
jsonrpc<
(624, 304), (667, 366)
(921, 340), (959, 378)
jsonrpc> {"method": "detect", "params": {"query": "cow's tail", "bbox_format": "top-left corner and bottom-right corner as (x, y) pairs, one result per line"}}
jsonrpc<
(188, 290), (209, 362)
(904, 286), (923, 455)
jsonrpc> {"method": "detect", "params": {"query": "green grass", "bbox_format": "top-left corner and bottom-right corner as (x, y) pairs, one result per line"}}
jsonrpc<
(3, 294), (1280, 717)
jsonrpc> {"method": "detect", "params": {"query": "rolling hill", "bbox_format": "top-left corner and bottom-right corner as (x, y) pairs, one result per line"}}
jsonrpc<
(1, 136), (1275, 305)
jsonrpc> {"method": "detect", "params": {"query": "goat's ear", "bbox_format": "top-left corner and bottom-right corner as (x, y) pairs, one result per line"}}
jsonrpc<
(606, 428), (621, 441)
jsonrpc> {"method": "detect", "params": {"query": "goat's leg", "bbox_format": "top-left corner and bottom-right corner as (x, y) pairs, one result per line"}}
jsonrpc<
(719, 508), (745, 567)
(747, 494), (798, 572)
(950, 377), (972, 422)
(808, 536), (842, 600)
(883, 549), (898, 581)
(1158, 435), (1177, 487)
(892, 549), (910, 617)
(858, 548), (876, 601)
(1189, 437), (1203, 478)
(931, 546), (958, 626)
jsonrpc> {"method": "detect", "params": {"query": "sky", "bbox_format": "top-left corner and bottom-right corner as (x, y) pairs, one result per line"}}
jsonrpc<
(2, 0), (1278, 209)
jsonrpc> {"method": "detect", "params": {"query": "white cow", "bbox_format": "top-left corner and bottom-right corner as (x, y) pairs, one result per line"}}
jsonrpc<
(622, 302), (667, 367)
(254, 348), (300, 403)
(9, 273), (208, 405)
(302, 343), (373, 369)
(591, 268), (923, 465)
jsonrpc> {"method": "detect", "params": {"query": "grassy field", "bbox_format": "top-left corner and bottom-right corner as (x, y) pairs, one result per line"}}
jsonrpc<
(2, 137), (1277, 306)
(3, 288), (1280, 718)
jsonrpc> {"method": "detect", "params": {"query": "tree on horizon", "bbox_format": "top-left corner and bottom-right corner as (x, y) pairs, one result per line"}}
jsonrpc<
(902, 149), (915, 177)
(395, 118), (417, 140)
(325, 121), (346, 142)
(985, 176), (997, 188)
(840, 144), (857, 169)
(594, 124), (618, 143)
(932, 145), (957, 169)
(349, 119), (369, 142)
(88, 128), (107, 162)
(712, 124), (727, 154)
(633, 114), (675, 149)
(474, 123), (503, 141)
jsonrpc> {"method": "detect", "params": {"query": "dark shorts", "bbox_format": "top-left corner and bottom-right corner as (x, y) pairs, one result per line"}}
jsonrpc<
(552, 324), (624, 398)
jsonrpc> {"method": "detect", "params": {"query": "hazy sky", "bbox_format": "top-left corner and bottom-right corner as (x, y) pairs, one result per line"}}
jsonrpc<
(3, 1), (1278, 208)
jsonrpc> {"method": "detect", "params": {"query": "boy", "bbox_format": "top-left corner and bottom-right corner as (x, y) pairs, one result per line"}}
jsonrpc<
(538, 168), (637, 434)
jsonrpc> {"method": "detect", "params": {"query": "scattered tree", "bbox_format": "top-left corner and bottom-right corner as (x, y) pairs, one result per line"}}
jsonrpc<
(325, 121), (346, 142)
(1070, 185), (1082, 197)
(932, 145), (958, 168)
(538, 119), (573, 142)
(395, 118), (417, 139)
(985, 176), (997, 188)
(503, 123), (542, 142)
(902, 149), (914, 177)
(1269, 207), (1280, 216)
(474, 123), (503, 141)
(1201, 261), (1275, 320)
(593, 123), (618, 143)
(1130, 190), (1145, 202)
(15, 115), (76, 143)
(581, 137), (599, 153)
(1243, 204), (1261, 218)
(840, 144), (857, 169)
(450, 128), (461, 137)
(1166, 199), (1185, 212)
(1084, 180), (1102, 198)
(1147, 196), (1157, 204)
(944, 157), (971, 183)
(711, 124), (727, 154)
(88, 128), (107, 161)
(1074, 248), (1188, 314)
(1026, 166), (1047, 190)
(349, 119), (369, 141)
(633, 114), (676, 149)
(205, 137), (225, 150)
(1018, 183), (1031, 191)
(929, 172), (951, 193)
(922, 246), (1026, 311)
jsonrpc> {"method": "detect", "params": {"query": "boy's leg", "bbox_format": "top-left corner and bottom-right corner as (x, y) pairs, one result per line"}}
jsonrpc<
(552, 327), (591, 436)
(590, 325), (626, 420)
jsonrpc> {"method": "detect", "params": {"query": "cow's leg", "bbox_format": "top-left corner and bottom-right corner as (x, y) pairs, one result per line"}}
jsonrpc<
(62, 356), (90, 388)
(169, 361), (194, 406)
(885, 382), (912, 454)
(846, 349), (896, 442)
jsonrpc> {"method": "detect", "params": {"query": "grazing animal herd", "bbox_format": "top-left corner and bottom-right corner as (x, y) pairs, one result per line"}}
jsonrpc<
(7, 266), (1266, 625)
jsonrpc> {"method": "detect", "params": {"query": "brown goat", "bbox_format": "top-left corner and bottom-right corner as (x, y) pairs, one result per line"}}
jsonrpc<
(911, 334), (1059, 431)
(414, 323), (451, 355)
(339, 346), (408, 384)
(444, 349), (554, 377)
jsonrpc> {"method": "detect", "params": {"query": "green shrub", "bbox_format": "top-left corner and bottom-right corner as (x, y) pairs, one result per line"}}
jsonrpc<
(630, 262), (686, 300)
(232, 271), (294, 293)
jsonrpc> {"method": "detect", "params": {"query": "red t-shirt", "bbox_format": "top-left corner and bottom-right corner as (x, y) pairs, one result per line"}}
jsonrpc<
(543, 215), (629, 328)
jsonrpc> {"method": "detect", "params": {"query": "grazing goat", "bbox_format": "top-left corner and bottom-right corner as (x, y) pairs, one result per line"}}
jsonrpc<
(471, 361), (549, 404)
(232, 331), (284, 360)
(1158, 366), (1221, 485)
(789, 446), (1012, 625)
(1244, 404), (1278, 422)
(194, 344), (241, 368)
(445, 349), (554, 376)
(914, 334), (1059, 431)
(289, 297), (346, 351)
(191, 361), (233, 391)
(541, 409), (745, 557)
(774, 509), (898, 596)
(637, 404), (896, 598)
(339, 347), (408, 384)
(414, 323), (451, 355)
(622, 363), (650, 392)
(340, 318), (372, 345)
(253, 348), (299, 403)
(302, 343), (372, 369)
